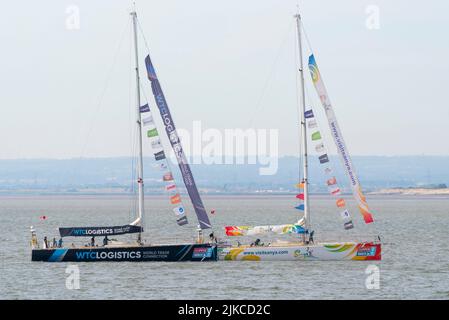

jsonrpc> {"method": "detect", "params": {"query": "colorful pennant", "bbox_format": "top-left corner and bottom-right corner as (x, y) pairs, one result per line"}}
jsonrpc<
(311, 131), (322, 141)
(296, 193), (305, 200)
(140, 104), (150, 113)
(304, 110), (314, 119)
(170, 194), (181, 204)
(147, 128), (158, 138)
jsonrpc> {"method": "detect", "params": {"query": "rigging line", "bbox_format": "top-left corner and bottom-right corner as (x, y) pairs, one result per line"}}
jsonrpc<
(248, 20), (295, 129)
(79, 16), (131, 158)
(300, 19), (315, 55)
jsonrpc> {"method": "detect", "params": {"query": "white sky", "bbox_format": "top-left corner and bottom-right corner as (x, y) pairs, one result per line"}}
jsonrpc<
(1, 0), (448, 159)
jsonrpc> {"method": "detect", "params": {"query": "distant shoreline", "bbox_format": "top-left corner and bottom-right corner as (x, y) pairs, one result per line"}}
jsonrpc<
(1, 192), (448, 200)
(369, 188), (449, 196)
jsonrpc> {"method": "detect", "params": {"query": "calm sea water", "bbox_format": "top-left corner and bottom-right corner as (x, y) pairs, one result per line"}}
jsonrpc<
(0, 195), (448, 299)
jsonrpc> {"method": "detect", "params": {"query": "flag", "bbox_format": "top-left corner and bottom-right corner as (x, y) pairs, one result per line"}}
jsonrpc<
(340, 209), (351, 219)
(154, 151), (166, 161)
(173, 206), (185, 216)
(304, 110), (314, 119)
(330, 187), (341, 195)
(296, 193), (305, 200)
(311, 131), (321, 141)
(166, 184), (176, 191)
(292, 225), (306, 234)
(327, 177), (337, 186)
(39, 215), (47, 220)
(295, 182), (305, 189)
(170, 194), (181, 204)
(315, 143), (325, 153)
(140, 104), (150, 113)
(176, 216), (188, 226)
(163, 172), (174, 181)
(147, 128), (158, 138)
(295, 204), (305, 211)
(344, 221), (354, 230)
(336, 198), (346, 208)
(319, 154), (329, 164)
(308, 119), (318, 129)
(159, 163), (167, 170)
(142, 115), (154, 126)
(151, 139), (162, 149)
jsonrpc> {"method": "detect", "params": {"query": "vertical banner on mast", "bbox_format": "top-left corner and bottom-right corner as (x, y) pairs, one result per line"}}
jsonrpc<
(308, 54), (374, 224)
(144, 55), (212, 229)
(141, 105), (188, 226)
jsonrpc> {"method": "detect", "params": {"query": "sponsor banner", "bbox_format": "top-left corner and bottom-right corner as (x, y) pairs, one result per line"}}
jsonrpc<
(139, 104), (150, 113)
(327, 177), (337, 186)
(308, 54), (374, 224)
(192, 247), (214, 259)
(173, 206), (185, 216)
(224, 224), (305, 237)
(154, 151), (166, 161)
(59, 225), (142, 237)
(147, 128), (159, 138)
(142, 115), (154, 126)
(304, 110), (314, 119)
(176, 215), (188, 226)
(163, 172), (174, 181)
(170, 194), (181, 204)
(32, 244), (217, 262)
(311, 131), (322, 141)
(145, 54), (211, 229)
(315, 143), (325, 153)
(336, 198), (346, 208)
(318, 154), (329, 164)
(308, 119), (318, 129)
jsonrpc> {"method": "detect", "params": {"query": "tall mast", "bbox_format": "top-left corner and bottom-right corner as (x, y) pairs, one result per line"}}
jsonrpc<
(131, 10), (145, 231)
(295, 12), (310, 233)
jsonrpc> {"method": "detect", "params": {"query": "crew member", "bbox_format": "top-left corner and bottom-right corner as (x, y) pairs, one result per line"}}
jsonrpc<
(43, 236), (48, 249)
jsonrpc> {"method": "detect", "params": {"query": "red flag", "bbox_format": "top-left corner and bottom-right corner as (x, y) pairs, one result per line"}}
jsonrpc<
(170, 194), (181, 204)
(296, 193), (305, 200)
(165, 184), (176, 191)
(163, 172), (174, 181)
(330, 188), (341, 195)
(336, 198), (346, 208)
(327, 177), (337, 186)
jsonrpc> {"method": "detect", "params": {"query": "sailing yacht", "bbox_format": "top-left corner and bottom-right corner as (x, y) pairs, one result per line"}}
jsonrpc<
(31, 10), (217, 262)
(219, 12), (381, 261)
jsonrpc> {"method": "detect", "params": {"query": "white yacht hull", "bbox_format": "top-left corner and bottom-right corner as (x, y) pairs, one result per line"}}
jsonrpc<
(218, 242), (381, 261)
